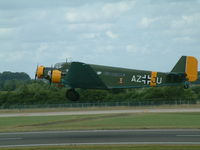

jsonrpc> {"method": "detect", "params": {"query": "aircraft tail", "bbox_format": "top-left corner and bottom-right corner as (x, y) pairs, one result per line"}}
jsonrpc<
(171, 56), (198, 82)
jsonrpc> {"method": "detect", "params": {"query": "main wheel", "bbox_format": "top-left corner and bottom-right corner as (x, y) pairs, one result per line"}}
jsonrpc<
(66, 89), (80, 101)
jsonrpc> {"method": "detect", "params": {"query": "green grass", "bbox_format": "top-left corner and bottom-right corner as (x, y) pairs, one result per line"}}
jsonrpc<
(1, 145), (200, 150)
(0, 112), (200, 132)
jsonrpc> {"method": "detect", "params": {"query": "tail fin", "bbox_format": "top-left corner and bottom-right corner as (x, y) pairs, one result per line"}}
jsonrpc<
(171, 56), (198, 82)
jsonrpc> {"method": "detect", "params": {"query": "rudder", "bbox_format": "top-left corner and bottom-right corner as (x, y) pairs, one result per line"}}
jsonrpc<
(186, 56), (198, 82)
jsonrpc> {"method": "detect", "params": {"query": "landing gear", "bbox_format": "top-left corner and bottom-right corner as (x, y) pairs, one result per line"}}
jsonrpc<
(184, 81), (190, 89)
(66, 89), (80, 101)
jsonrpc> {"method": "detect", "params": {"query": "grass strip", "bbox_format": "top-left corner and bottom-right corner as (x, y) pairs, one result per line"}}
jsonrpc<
(0, 112), (200, 132)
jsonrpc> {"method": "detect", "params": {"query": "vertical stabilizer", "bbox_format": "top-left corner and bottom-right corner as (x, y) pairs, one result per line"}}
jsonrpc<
(171, 56), (198, 82)
(171, 56), (187, 73)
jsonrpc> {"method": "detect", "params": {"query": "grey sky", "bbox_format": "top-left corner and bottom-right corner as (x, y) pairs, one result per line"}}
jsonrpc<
(0, 0), (200, 78)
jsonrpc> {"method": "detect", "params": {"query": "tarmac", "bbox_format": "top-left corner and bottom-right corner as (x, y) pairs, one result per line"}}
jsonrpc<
(0, 129), (200, 147)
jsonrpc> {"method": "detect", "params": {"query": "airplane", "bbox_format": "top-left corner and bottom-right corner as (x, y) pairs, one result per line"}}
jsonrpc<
(35, 56), (199, 101)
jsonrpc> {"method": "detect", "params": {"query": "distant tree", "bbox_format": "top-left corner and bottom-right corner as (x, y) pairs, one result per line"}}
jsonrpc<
(0, 71), (30, 81)
(0, 72), (30, 91)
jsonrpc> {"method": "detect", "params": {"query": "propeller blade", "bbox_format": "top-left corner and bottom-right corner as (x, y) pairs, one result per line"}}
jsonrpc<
(49, 65), (53, 85)
(35, 65), (38, 80)
(35, 74), (37, 80)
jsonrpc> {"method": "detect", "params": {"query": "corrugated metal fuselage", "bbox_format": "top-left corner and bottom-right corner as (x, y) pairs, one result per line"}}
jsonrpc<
(61, 62), (185, 89)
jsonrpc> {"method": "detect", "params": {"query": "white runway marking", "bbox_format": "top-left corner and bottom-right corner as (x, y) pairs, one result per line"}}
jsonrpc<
(176, 135), (200, 137)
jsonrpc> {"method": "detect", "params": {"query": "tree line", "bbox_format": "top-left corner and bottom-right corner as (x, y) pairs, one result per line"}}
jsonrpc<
(0, 72), (30, 91)
(0, 71), (199, 108)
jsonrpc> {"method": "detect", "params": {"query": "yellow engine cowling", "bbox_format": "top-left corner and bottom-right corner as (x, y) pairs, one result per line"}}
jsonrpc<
(51, 70), (61, 83)
(36, 66), (45, 79)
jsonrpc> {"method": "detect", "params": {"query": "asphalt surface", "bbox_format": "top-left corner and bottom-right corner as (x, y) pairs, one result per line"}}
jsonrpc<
(1, 108), (200, 117)
(0, 129), (200, 147)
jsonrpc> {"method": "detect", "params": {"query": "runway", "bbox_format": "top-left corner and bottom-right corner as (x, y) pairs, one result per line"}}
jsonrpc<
(1, 108), (200, 117)
(0, 129), (200, 147)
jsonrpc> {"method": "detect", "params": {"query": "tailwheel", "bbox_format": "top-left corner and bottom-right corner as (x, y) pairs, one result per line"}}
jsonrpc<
(66, 89), (80, 101)
(183, 81), (190, 89)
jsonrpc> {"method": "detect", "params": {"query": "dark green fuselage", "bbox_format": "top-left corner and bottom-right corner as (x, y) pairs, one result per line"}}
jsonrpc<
(58, 62), (188, 89)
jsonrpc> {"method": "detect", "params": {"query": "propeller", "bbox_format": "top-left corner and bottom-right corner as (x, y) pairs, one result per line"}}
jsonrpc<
(49, 65), (53, 85)
(35, 65), (38, 80)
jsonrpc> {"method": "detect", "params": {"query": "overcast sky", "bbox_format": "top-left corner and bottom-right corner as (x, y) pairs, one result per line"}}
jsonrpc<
(0, 0), (200, 78)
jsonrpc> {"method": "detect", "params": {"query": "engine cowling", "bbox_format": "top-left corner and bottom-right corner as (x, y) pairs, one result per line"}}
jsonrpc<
(36, 66), (45, 79)
(51, 70), (61, 83)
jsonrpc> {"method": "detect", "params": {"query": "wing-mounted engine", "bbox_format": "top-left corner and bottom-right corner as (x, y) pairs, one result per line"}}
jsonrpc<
(51, 70), (62, 83)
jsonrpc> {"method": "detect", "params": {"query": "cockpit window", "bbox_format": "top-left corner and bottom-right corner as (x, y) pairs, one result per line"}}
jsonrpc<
(54, 62), (65, 69)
